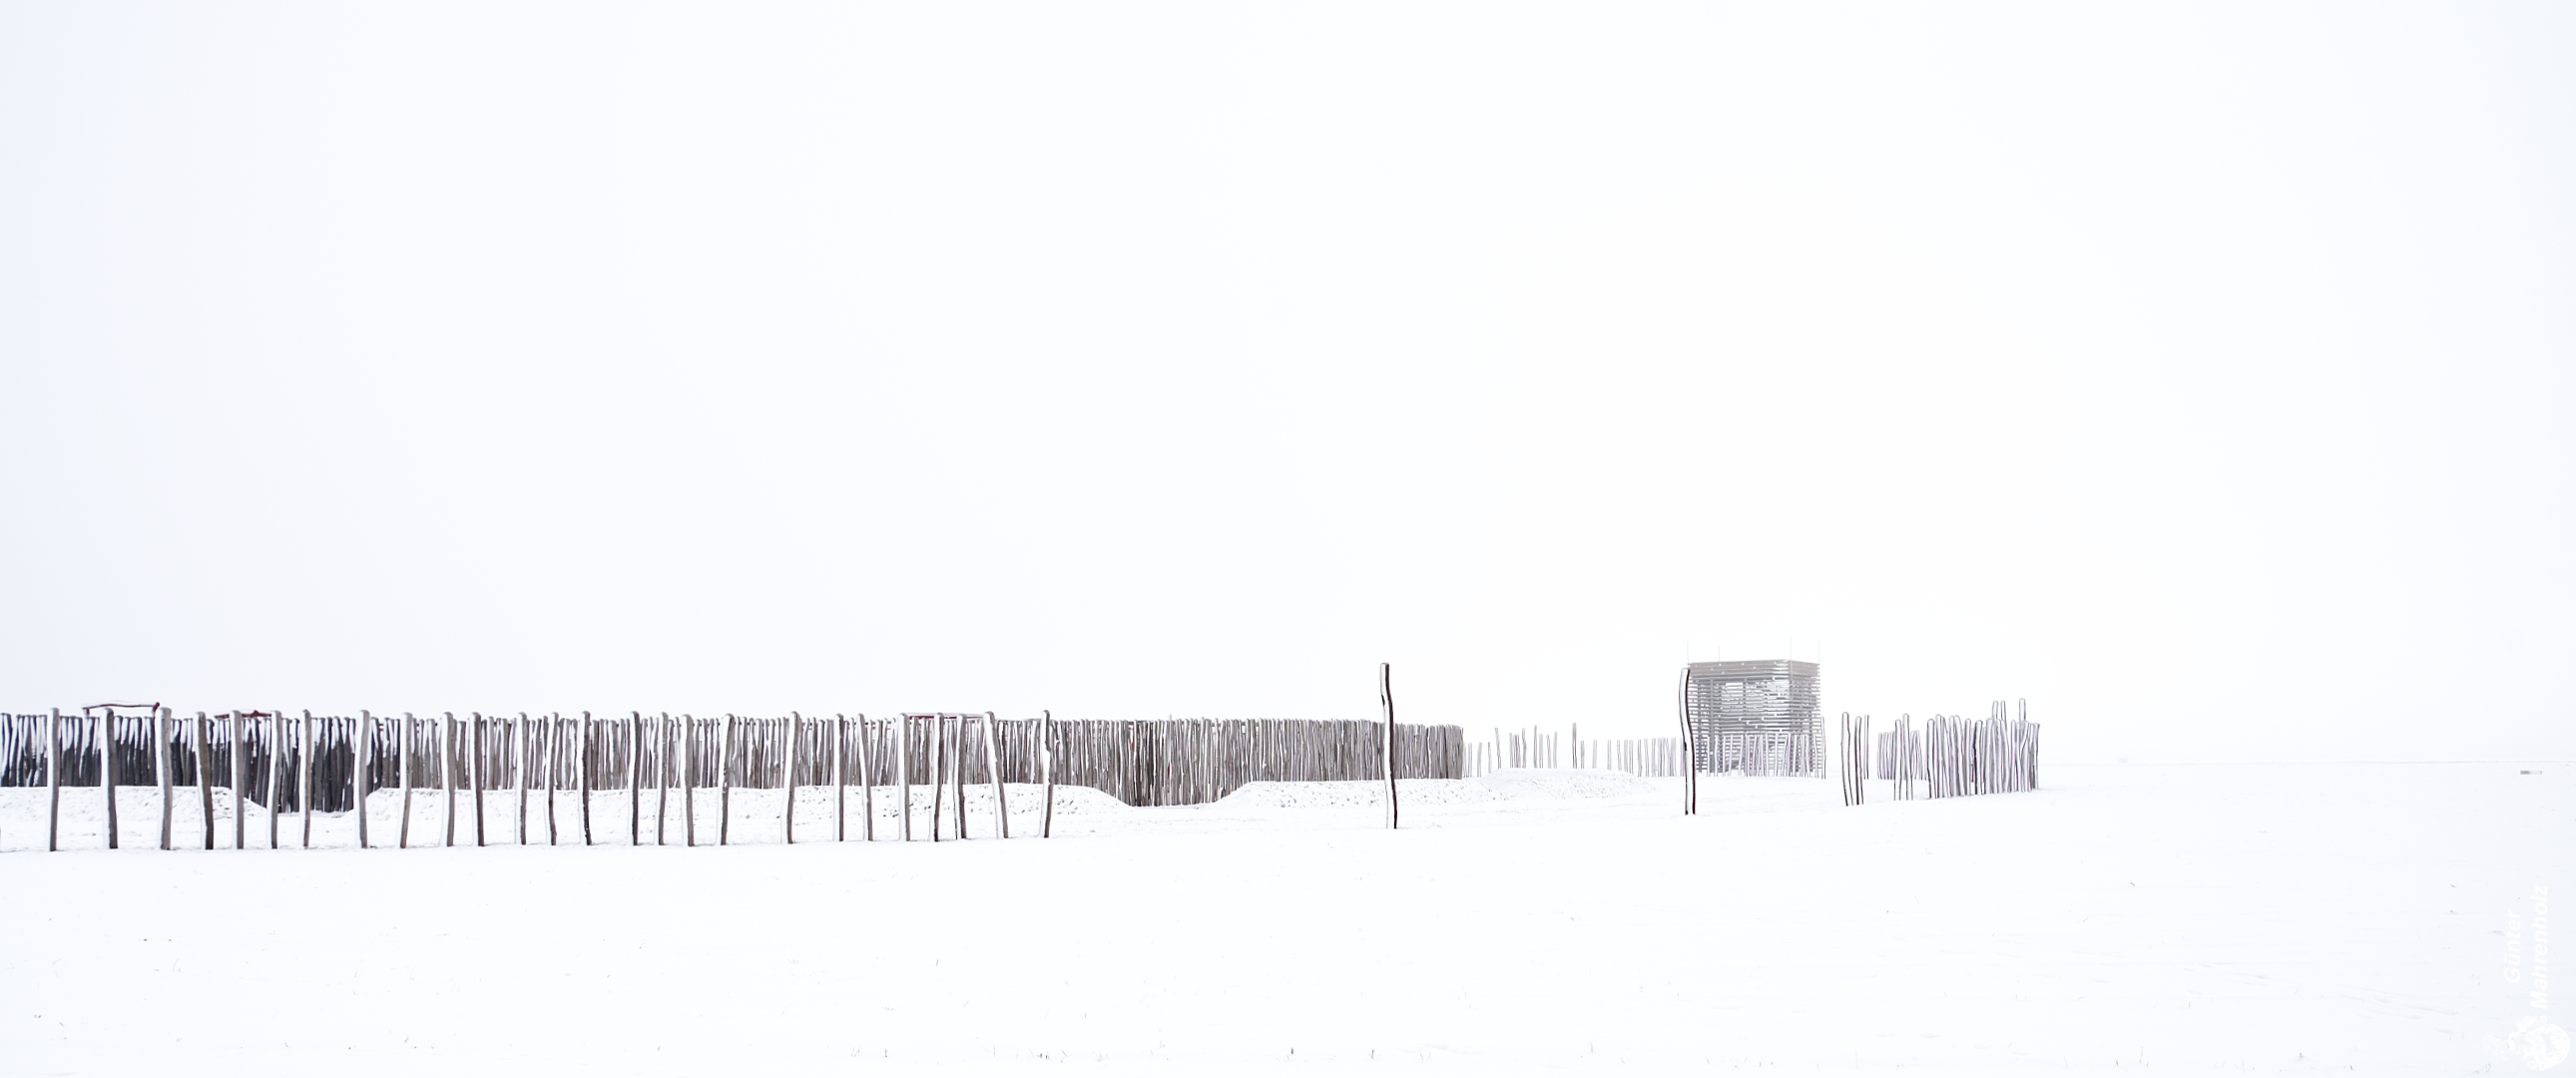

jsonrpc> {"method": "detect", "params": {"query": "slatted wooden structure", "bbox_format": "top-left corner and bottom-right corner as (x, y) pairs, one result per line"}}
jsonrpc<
(1683, 660), (1822, 777)
(0, 711), (1467, 850)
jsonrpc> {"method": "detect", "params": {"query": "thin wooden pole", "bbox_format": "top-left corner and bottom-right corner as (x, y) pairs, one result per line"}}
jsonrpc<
(470, 714), (487, 846)
(579, 712), (594, 846)
(1675, 669), (1697, 815)
(543, 713), (558, 846)
(157, 707), (174, 850)
(46, 709), (61, 852)
(684, 714), (697, 847)
(436, 713), (455, 847)
(266, 712), (281, 848)
(930, 715), (945, 842)
(353, 710), (371, 849)
(299, 711), (316, 848)
(629, 712), (643, 846)
(1380, 663), (1398, 830)
(194, 712), (214, 849)
(102, 711), (118, 850)
(719, 714), (734, 846)
(831, 714), (846, 842)
(1041, 710), (1055, 839)
(658, 714), (673, 846)
(899, 715), (913, 842)
(783, 712), (800, 844)
(397, 714), (414, 848)
(857, 715), (874, 842)
(514, 713), (531, 845)
(982, 711), (1008, 838)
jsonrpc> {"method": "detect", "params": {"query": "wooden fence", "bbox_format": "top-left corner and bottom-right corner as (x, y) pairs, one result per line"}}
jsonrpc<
(1841, 700), (2039, 806)
(0, 710), (1466, 851)
(1462, 726), (1812, 779)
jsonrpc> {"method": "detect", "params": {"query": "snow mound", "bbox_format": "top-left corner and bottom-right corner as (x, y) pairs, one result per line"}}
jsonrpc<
(1215, 779), (1503, 809)
(1213, 770), (1656, 810)
(1473, 768), (1657, 801)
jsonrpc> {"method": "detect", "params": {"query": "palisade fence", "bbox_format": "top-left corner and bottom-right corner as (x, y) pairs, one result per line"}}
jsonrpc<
(0, 709), (1467, 851)
(1461, 726), (1815, 779)
(1835, 700), (2040, 807)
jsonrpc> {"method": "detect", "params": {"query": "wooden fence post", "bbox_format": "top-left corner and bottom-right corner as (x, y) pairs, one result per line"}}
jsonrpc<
(542, 713), (558, 846)
(719, 714), (734, 846)
(783, 712), (799, 844)
(354, 710), (371, 849)
(683, 714), (697, 847)
(629, 712), (643, 846)
(1041, 710), (1055, 839)
(831, 714), (846, 842)
(1380, 663), (1398, 830)
(100, 711), (118, 849)
(298, 711), (316, 848)
(46, 709), (61, 852)
(900, 715), (913, 842)
(857, 715), (874, 842)
(157, 707), (174, 850)
(579, 712), (594, 846)
(194, 712), (214, 849)
(930, 715), (945, 842)
(982, 711), (1008, 838)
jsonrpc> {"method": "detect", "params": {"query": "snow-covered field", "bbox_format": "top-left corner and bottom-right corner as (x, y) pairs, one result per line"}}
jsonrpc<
(2, 763), (2565, 1075)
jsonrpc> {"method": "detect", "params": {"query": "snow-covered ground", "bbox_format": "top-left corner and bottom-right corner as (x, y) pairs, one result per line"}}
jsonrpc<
(1, 763), (2565, 1075)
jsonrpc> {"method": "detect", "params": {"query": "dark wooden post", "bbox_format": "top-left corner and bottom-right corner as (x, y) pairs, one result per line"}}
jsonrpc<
(1380, 664), (1398, 829)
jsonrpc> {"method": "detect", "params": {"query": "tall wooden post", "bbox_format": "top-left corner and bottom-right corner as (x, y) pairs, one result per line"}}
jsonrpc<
(298, 711), (316, 848)
(683, 714), (697, 847)
(396, 714), (413, 848)
(719, 714), (734, 846)
(353, 711), (371, 849)
(831, 714), (846, 842)
(1380, 664), (1398, 830)
(579, 712), (594, 846)
(929, 715), (945, 842)
(899, 715), (913, 842)
(982, 711), (1009, 838)
(628, 712), (643, 846)
(46, 709), (61, 852)
(1041, 710), (1055, 839)
(101, 711), (118, 849)
(195, 712), (214, 849)
(1675, 669), (1697, 815)
(156, 707), (174, 850)
(782, 712), (800, 844)
(857, 715), (874, 841)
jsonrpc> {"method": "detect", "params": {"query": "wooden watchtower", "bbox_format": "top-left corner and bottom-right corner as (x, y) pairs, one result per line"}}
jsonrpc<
(1683, 660), (1822, 777)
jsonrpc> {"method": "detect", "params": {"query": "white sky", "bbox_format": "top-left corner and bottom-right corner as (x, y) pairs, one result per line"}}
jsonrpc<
(3, 3), (2570, 762)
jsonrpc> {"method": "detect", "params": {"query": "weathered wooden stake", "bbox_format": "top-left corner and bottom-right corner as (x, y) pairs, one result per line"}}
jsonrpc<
(1041, 709), (1055, 839)
(1380, 664), (1398, 830)
(857, 715), (874, 842)
(299, 711), (316, 848)
(930, 715), (945, 842)
(46, 709), (61, 852)
(629, 712), (643, 846)
(719, 714), (734, 846)
(100, 711), (118, 849)
(831, 714), (846, 842)
(157, 708), (174, 850)
(683, 714), (697, 847)
(579, 712), (594, 846)
(354, 710), (371, 849)
(470, 713), (488, 846)
(782, 712), (800, 844)
(899, 715), (913, 842)
(543, 713), (558, 846)
(982, 711), (1009, 838)
(195, 712), (214, 849)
